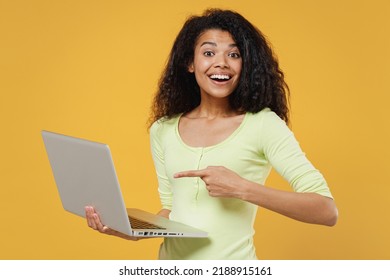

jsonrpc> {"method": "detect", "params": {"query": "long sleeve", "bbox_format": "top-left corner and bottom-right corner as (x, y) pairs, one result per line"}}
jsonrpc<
(260, 110), (333, 198)
(150, 120), (173, 210)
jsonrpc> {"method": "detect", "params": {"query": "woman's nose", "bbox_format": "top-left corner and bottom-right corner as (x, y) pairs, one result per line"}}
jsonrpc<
(214, 54), (229, 68)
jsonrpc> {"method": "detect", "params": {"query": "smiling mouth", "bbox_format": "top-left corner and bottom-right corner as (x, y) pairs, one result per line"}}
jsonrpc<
(209, 74), (231, 81)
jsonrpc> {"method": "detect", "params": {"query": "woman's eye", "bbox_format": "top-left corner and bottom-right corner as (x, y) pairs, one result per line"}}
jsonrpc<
(229, 52), (241, 58)
(203, 51), (214, 57)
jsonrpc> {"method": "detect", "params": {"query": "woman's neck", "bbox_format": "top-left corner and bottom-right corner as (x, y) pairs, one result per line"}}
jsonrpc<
(188, 97), (241, 119)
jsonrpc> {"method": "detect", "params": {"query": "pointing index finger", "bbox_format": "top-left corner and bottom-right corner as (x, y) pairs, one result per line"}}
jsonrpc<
(174, 169), (207, 178)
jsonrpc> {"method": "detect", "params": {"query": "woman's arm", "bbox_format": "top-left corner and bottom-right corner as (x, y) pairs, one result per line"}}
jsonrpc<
(174, 166), (338, 226)
(241, 179), (338, 226)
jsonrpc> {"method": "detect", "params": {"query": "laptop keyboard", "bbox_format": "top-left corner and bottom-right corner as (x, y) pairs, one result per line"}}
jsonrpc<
(128, 216), (165, 230)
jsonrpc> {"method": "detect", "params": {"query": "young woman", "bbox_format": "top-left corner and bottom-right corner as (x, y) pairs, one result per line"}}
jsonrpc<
(86, 9), (338, 260)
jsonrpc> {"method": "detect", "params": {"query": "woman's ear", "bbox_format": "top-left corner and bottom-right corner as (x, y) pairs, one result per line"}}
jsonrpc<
(188, 63), (194, 73)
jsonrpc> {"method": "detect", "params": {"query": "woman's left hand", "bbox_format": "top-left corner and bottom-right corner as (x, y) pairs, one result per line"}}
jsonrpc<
(174, 166), (338, 226)
(174, 166), (247, 199)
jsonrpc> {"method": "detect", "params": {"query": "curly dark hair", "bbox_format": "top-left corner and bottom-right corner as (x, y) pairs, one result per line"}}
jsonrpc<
(149, 9), (290, 126)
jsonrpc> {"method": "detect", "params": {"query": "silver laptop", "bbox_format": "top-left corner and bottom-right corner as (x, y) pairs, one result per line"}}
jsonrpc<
(42, 130), (207, 238)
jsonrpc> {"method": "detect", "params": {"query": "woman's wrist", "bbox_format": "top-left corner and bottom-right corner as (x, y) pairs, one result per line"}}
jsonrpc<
(238, 178), (260, 202)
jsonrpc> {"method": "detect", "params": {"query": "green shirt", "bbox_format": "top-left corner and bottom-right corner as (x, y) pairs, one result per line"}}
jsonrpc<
(150, 108), (333, 260)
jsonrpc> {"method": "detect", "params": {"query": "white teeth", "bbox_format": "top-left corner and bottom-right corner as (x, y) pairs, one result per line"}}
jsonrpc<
(210, 74), (230, 80)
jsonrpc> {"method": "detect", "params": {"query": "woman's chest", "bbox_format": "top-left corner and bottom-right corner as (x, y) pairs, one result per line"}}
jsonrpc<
(178, 115), (245, 147)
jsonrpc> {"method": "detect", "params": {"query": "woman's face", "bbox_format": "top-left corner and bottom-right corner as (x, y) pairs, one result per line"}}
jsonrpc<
(188, 29), (242, 101)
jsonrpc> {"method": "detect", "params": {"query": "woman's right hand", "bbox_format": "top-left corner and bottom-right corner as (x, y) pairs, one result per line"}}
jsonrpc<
(84, 206), (141, 241)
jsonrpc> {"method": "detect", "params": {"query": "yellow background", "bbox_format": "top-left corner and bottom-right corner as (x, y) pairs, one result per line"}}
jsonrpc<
(1, 0), (389, 259)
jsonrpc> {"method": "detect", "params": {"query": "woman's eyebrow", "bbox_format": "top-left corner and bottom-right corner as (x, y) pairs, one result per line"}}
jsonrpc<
(200, 41), (238, 48)
(200, 41), (217, 47)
